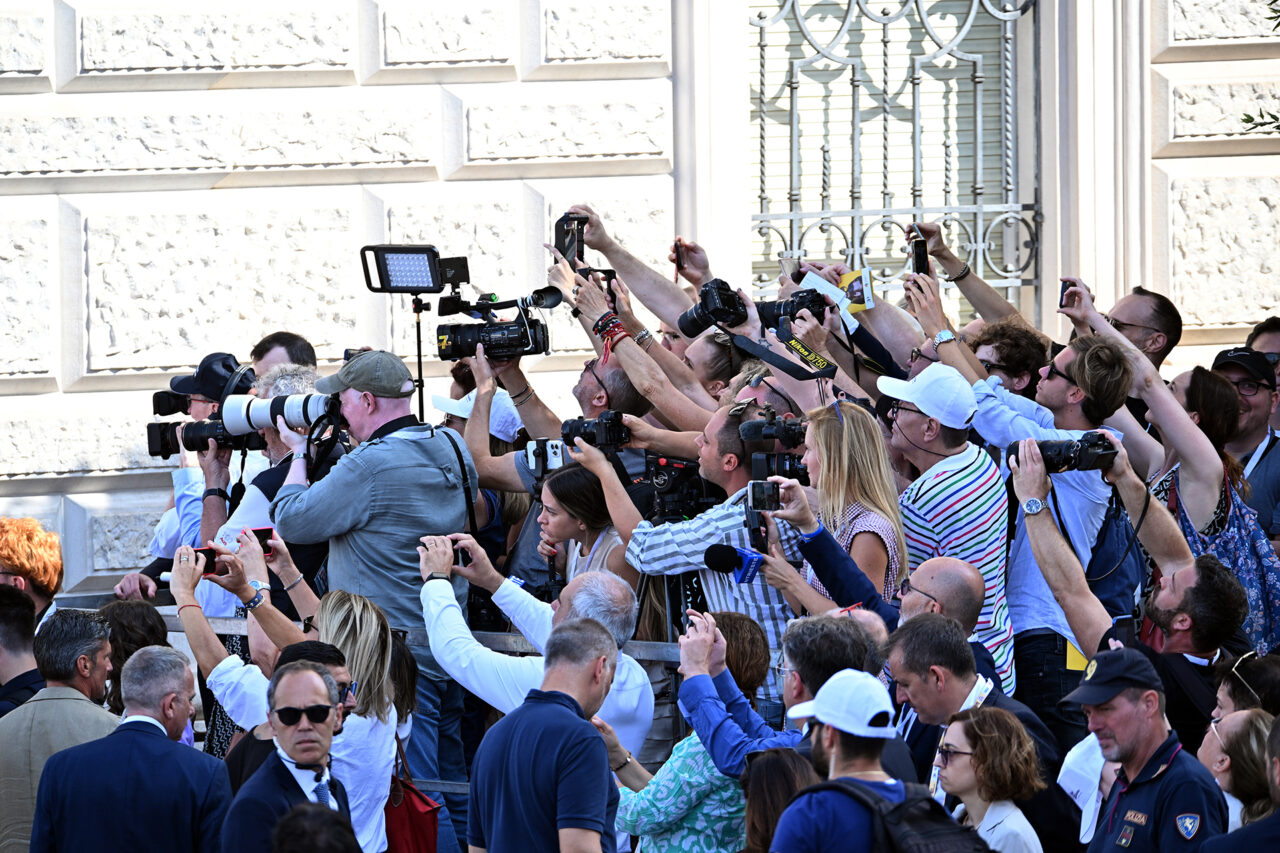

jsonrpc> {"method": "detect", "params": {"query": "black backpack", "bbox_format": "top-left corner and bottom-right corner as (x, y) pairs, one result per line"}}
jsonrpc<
(801, 779), (992, 853)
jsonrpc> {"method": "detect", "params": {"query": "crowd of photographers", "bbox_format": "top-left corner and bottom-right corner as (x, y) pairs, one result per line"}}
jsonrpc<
(3, 204), (1280, 853)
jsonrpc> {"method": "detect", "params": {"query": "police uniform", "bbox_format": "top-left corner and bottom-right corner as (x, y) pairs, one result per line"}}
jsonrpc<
(1065, 649), (1229, 852)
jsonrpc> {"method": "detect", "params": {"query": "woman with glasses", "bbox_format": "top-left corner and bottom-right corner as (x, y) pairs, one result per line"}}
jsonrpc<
(936, 706), (1044, 853)
(1196, 708), (1277, 831)
(1214, 651), (1280, 718)
(761, 400), (907, 616)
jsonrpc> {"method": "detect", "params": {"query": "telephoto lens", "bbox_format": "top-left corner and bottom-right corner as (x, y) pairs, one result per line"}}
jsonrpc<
(220, 394), (336, 435)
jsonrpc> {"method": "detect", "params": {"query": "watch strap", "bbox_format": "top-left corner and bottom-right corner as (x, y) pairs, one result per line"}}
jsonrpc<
(426, 572), (452, 583)
(203, 487), (231, 503)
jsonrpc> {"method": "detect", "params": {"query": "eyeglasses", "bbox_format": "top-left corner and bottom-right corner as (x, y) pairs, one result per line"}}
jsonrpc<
(1208, 720), (1225, 750)
(1106, 316), (1160, 335)
(909, 347), (939, 366)
(1226, 378), (1275, 398)
(1044, 361), (1075, 384)
(273, 704), (335, 726)
(898, 576), (939, 605)
(337, 680), (359, 705)
(772, 657), (793, 682)
(889, 400), (924, 420)
(585, 359), (611, 408)
(936, 746), (973, 767)
(1229, 651), (1262, 703)
(978, 359), (1010, 374)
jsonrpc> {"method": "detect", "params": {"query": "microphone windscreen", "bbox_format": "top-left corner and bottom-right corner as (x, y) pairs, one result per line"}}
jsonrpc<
(704, 544), (741, 574)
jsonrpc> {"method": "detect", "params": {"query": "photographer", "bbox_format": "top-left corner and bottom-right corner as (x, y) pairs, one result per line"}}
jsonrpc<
(1011, 435), (1248, 753)
(905, 269), (1133, 753)
(269, 350), (477, 853)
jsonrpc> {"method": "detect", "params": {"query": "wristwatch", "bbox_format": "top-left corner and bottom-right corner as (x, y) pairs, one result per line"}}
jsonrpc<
(425, 572), (452, 583)
(248, 580), (269, 593)
(933, 329), (958, 348)
(1022, 497), (1047, 516)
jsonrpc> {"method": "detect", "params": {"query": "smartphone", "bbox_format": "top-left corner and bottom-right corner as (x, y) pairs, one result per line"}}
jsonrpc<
(251, 527), (274, 557)
(910, 236), (930, 275)
(343, 348), (363, 362)
(554, 213), (588, 263)
(196, 547), (223, 576)
(747, 480), (781, 513)
(672, 238), (685, 271)
(1112, 616), (1137, 647)
(1059, 279), (1073, 309)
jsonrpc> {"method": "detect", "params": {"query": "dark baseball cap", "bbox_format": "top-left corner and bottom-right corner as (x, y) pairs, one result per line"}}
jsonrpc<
(315, 350), (414, 398)
(1213, 347), (1276, 387)
(169, 352), (250, 401)
(1062, 647), (1164, 706)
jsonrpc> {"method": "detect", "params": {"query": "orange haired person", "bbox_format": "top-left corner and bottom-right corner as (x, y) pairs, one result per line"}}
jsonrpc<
(0, 517), (63, 633)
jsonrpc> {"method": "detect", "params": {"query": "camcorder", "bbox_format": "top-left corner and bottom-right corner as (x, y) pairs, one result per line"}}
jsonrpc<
(562, 410), (631, 450)
(677, 279), (748, 338)
(757, 289), (827, 329)
(738, 408), (806, 449)
(1005, 431), (1117, 473)
(147, 369), (264, 460)
(751, 452), (809, 487)
(645, 452), (722, 523)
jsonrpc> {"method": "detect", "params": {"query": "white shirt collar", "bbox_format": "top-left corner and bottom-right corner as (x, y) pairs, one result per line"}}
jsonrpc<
(958, 675), (995, 713)
(274, 741), (333, 803)
(120, 714), (168, 735)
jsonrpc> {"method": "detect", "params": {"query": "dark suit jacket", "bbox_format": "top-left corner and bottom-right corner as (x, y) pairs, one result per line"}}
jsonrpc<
(30, 719), (232, 853)
(220, 751), (351, 853)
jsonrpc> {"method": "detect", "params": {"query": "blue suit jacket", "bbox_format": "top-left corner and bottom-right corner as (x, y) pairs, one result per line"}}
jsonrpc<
(220, 751), (352, 853)
(31, 719), (232, 853)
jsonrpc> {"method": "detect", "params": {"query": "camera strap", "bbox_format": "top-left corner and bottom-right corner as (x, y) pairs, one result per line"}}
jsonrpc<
(724, 329), (836, 382)
(440, 429), (478, 535)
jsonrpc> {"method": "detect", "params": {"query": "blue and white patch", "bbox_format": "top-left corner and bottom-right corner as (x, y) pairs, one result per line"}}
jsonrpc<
(1175, 814), (1200, 840)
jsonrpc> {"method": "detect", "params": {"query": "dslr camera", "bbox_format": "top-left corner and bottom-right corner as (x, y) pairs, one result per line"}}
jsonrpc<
(220, 394), (339, 437)
(738, 408), (806, 450)
(1005, 431), (1117, 473)
(146, 369), (266, 460)
(562, 410), (631, 450)
(757, 289), (827, 330)
(676, 279), (748, 338)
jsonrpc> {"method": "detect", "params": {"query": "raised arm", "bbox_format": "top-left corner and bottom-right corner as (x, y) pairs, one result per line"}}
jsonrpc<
(914, 220), (1019, 323)
(1010, 439), (1112, 657)
(610, 276), (719, 412)
(1099, 432), (1195, 575)
(903, 271), (989, 386)
(467, 348), (535, 493)
(566, 438), (643, 544)
(170, 545), (236, 679)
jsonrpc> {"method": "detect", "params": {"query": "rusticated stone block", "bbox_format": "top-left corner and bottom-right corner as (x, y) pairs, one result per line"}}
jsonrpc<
(0, 393), (171, 478)
(543, 2), (669, 62)
(0, 213), (54, 376)
(77, 9), (353, 72)
(0, 104), (433, 175)
(1171, 0), (1279, 41)
(0, 13), (44, 74)
(462, 82), (669, 162)
(1173, 81), (1280, 138)
(90, 509), (165, 571)
(1169, 176), (1280, 325)
(79, 196), (361, 372)
(380, 1), (516, 66)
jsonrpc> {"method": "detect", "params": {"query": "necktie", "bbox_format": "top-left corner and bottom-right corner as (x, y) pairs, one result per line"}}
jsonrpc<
(314, 778), (332, 808)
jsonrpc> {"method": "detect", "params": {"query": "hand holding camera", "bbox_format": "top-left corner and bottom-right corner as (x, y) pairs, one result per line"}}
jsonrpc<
(1008, 438), (1051, 503)
(169, 545), (206, 606)
(766, 476), (819, 534)
(677, 610), (719, 679)
(902, 271), (948, 339)
(566, 436), (611, 478)
(669, 237), (711, 288)
(1056, 277), (1096, 325)
(201, 541), (253, 601)
(446, 532), (504, 595)
(417, 535), (455, 580)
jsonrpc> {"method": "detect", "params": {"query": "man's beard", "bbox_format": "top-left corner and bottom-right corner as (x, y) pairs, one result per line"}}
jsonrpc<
(1145, 591), (1178, 637)
(810, 727), (830, 777)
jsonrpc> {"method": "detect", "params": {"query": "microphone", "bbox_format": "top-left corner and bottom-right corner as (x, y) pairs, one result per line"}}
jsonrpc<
(737, 419), (772, 441)
(704, 544), (764, 584)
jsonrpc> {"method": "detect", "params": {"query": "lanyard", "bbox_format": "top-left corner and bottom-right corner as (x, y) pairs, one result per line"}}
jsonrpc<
(928, 676), (995, 800)
(1242, 431), (1280, 480)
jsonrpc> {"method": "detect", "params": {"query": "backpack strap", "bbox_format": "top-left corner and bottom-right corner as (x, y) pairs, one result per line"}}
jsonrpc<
(799, 779), (906, 853)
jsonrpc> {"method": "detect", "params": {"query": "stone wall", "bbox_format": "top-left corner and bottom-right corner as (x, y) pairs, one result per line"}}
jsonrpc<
(0, 1), (674, 589)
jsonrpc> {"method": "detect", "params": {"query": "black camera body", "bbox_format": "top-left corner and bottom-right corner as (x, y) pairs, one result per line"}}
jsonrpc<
(147, 419), (268, 460)
(562, 410), (631, 450)
(645, 452), (721, 523)
(676, 279), (747, 338)
(738, 409), (806, 449)
(757, 288), (827, 329)
(438, 318), (549, 361)
(751, 452), (809, 486)
(1005, 431), (1117, 473)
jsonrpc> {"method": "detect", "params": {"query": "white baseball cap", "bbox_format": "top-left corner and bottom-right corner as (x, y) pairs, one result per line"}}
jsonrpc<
(431, 389), (524, 443)
(786, 668), (897, 738)
(876, 362), (977, 430)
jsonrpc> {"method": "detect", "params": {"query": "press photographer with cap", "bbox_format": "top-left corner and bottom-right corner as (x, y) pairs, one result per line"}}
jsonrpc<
(1065, 647), (1227, 852)
(270, 350), (478, 853)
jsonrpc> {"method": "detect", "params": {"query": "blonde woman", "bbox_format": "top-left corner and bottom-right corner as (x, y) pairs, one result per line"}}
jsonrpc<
(764, 400), (908, 616)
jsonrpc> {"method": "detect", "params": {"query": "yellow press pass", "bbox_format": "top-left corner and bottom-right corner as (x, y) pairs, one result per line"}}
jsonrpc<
(839, 269), (875, 313)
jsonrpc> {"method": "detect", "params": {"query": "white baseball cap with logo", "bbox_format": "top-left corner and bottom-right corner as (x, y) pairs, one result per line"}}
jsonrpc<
(786, 669), (897, 738)
(876, 361), (977, 430)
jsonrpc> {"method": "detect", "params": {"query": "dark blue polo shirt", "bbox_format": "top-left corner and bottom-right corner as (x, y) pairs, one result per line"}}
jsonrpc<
(468, 689), (618, 853)
(1088, 733), (1227, 852)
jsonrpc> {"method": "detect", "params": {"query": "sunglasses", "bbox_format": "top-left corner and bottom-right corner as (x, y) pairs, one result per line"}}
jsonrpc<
(909, 347), (939, 366)
(1046, 363), (1077, 386)
(273, 704), (335, 727)
(898, 576), (939, 605)
(936, 746), (973, 767)
(337, 680), (359, 705)
(1229, 651), (1262, 703)
(978, 359), (1010, 374)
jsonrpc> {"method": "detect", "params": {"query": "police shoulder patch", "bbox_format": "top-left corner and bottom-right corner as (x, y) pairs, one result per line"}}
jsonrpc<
(1175, 814), (1200, 839)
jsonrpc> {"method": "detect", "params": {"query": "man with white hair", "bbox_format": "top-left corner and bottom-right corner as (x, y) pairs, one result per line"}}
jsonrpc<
(30, 646), (233, 853)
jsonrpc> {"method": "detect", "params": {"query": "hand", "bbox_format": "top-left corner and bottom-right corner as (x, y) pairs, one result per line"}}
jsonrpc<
(902, 272), (950, 339)
(446, 533), (504, 594)
(114, 572), (157, 601)
(536, 529), (561, 561)
(566, 436), (611, 477)
(909, 221), (953, 259)
(197, 440), (232, 489)
(170, 546), (205, 605)
(609, 276), (638, 327)
(263, 532), (300, 583)
(620, 414), (658, 450)
(671, 238), (711, 287)
(1098, 430), (1136, 487)
(590, 715), (628, 767)
(1056, 277), (1098, 327)
(175, 425), (200, 469)
(417, 535), (455, 580)
(767, 476), (819, 533)
(760, 541), (801, 595)
(677, 610), (718, 679)
(815, 261), (852, 289)
(234, 529), (270, 584)
(203, 542), (253, 601)
(1008, 439), (1051, 502)
(472, 343), (498, 397)
(708, 627), (728, 677)
(545, 246), (580, 299)
(724, 288), (764, 340)
(274, 415), (308, 453)
(792, 306), (832, 356)
(571, 273), (611, 326)
(567, 204), (615, 253)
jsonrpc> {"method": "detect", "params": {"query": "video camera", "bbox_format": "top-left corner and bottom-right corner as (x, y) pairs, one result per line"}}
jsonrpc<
(645, 452), (722, 523)
(146, 365), (266, 460)
(751, 452), (809, 486)
(1005, 431), (1117, 473)
(562, 410), (631, 450)
(757, 289), (827, 329)
(738, 408), (806, 449)
(676, 279), (748, 338)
